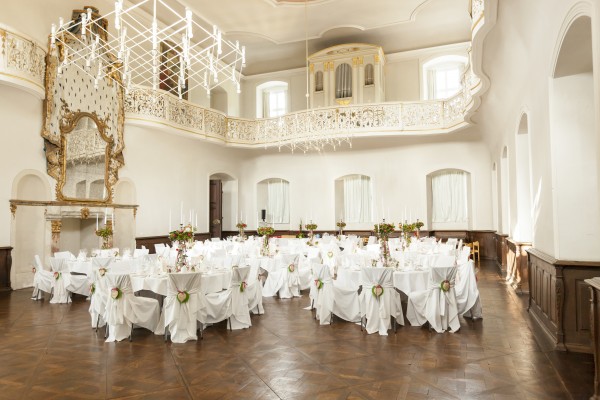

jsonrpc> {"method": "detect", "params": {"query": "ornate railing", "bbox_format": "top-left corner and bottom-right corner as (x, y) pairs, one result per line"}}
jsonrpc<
(0, 24), (46, 98)
(0, 0), (495, 147)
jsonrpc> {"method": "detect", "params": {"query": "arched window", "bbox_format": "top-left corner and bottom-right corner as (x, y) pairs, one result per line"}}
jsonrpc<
(422, 55), (467, 100)
(315, 71), (323, 92)
(427, 169), (471, 229)
(257, 178), (290, 224)
(364, 64), (374, 86)
(335, 174), (372, 223)
(256, 81), (288, 118)
(335, 63), (352, 99)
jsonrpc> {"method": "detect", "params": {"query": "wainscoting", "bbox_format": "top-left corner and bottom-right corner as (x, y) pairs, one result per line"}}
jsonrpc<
(0, 247), (12, 292)
(528, 248), (600, 353)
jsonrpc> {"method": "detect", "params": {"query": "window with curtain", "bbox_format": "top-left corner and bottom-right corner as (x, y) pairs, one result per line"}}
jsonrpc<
(364, 64), (374, 86)
(315, 71), (323, 92)
(335, 63), (352, 99)
(256, 81), (288, 118)
(267, 179), (289, 223)
(431, 171), (468, 223)
(342, 175), (372, 223)
(422, 56), (467, 100)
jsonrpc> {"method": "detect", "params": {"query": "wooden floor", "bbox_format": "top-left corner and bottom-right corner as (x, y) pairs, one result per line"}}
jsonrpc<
(0, 261), (593, 399)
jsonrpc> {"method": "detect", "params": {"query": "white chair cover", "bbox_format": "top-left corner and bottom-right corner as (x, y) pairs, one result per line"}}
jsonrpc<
(104, 274), (161, 342)
(31, 255), (53, 300)
(406, 265), (460, 333)
(229, 266), (252, 330)
(89, 268), (109, 329)
(262, 255), (300, 299)
(160, 272), (205, 343)
(49, 257), (71, 304)
(312, 264), (334, 325)
(245, 259), (264, 314)
(332, 271), (361, 323)
(359, 267), (404, 335)
(455, 260), (483, 318)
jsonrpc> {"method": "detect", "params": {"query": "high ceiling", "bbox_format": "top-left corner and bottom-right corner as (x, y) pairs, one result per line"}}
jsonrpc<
(177, 0), (472, 75)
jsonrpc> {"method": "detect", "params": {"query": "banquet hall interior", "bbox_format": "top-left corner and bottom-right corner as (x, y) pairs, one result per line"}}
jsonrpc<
(0, 0), (599, 398)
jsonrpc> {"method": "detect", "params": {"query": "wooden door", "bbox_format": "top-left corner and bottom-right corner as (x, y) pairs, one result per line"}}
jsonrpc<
(209, 180), (223, 238)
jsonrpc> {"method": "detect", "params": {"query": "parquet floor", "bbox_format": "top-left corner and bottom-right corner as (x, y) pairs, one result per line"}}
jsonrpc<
(0, 261), (593, 399)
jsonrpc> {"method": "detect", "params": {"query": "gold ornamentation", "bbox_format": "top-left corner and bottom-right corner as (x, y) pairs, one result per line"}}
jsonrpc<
(352, 56), (363, 66)
(374, 55), (380, 64)
(10, 203), (16, 218)
(42, 7), (125, 205)
(80, 207), (90, 219)
(51, 220), (62, 233)
(309, 63), (314, 73)
(133, 208), (137, 219)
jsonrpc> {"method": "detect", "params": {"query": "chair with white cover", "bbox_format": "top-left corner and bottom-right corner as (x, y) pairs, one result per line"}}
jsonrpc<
(332, 270), (361, 323)
(262, 255), (300, 299)
(89, 268), (110, 331)
(104, 273), (161, 342)
(31, 255), (53, 300)
(455, 260), (483, 319)
(229, 266), (252, 330)
(359, 268), (404, 335)
(311, 264), (334, 325)
(406, 265), (460, 333)
(161, 272), (205, 343)
(198, 278), (233, 330)
(49, 257), (71, 304)
(245, 259), (264, 314)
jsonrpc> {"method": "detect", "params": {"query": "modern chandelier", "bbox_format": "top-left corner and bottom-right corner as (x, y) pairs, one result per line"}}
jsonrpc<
(50, 0), (246, 98)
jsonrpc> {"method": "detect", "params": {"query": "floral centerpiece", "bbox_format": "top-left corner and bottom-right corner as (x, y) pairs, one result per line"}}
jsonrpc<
(305, 222), (318, 245)
(236, 221), (247, 240)
(336, 220), (346, 236)
(169, 223), (195, 271)
(374, 222), (395, 267)
(95, 225), (113, 249)
(296, 220), (306, 238)
(400, 222), (417, 246)
(257, 226), (275, 256)
(414, 219), (424, 239)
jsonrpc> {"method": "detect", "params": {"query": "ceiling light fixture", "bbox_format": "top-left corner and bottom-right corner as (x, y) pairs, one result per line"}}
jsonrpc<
(50, 0), (246, 99)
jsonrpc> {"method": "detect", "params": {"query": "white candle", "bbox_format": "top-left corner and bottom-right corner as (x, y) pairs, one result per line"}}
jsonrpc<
(195, 213), (198, 229)
(104, 208), (107, 224)
(112, 209), (115, 230)
(404, 206), (407, 222)
(96, 213), (99, 230)
(169, 209), (172, 231)
(180, 202), (183, 224)
(409, 210), (412, 222)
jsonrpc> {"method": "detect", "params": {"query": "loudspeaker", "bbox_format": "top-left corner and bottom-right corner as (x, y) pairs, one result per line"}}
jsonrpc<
(261, 209), (266, 221)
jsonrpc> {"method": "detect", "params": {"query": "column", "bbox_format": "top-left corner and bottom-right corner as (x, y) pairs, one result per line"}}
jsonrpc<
(374, 54), (382, 102)
(351, 57), (359, 104)
(323, 63), (330, 107)
(357, 57), (365, 104)
(328, 61), (335, 106)
(51, 220), (62, 255)
(308, 63), (315, 109)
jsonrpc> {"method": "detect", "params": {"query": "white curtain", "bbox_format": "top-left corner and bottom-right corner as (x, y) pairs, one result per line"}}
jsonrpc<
(431, 171), (468, 223)
(343, 175), (371, 223)
(268, 180), (289, 223)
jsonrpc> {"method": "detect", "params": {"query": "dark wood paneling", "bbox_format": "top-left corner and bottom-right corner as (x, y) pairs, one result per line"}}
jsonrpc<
(586, 279), (600, 399)
(495, 234), (508, 276)
(528, 248), (600, 354)
(0, 247), (13, 291)
(469, 231), (496, 260)
(209, 180), (222, 238)
(136, 233), (211, 253)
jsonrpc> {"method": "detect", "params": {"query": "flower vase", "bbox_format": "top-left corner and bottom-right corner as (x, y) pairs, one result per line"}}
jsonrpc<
(261, 235), (270, 256)
(238, 228), (245, 241)
(101, 236), (112, 250)
(175, 241), (187, 272)
(380, 236), (391, 267)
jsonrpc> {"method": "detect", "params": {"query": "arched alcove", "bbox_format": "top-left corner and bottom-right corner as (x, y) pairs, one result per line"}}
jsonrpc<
(334, 174), (372, 228)
(11, 171), (51, 289)
(514, 113), (533, 242)
(257, 178), (289, 226)
(549, 14), (598, 259)
(426, 169), (472, 230)
(210, 87), (228, 114)
(500, 146), (510, 234)
(491, 162), (499, 231)
(209, 173), (238, 237)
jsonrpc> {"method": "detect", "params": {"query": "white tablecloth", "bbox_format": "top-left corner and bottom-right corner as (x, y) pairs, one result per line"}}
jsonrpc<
(130, 270), (232, 296)
(335, 267), (431, 295)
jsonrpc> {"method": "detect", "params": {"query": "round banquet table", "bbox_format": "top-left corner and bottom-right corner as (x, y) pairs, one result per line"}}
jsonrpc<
(130, 270), (232, 296)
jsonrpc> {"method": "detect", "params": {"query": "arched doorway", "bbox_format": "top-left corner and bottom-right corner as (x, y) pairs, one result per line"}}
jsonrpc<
(549, 14), (597, 260)
(209, 173), (238, 238)
(11, 170), (51, 289)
